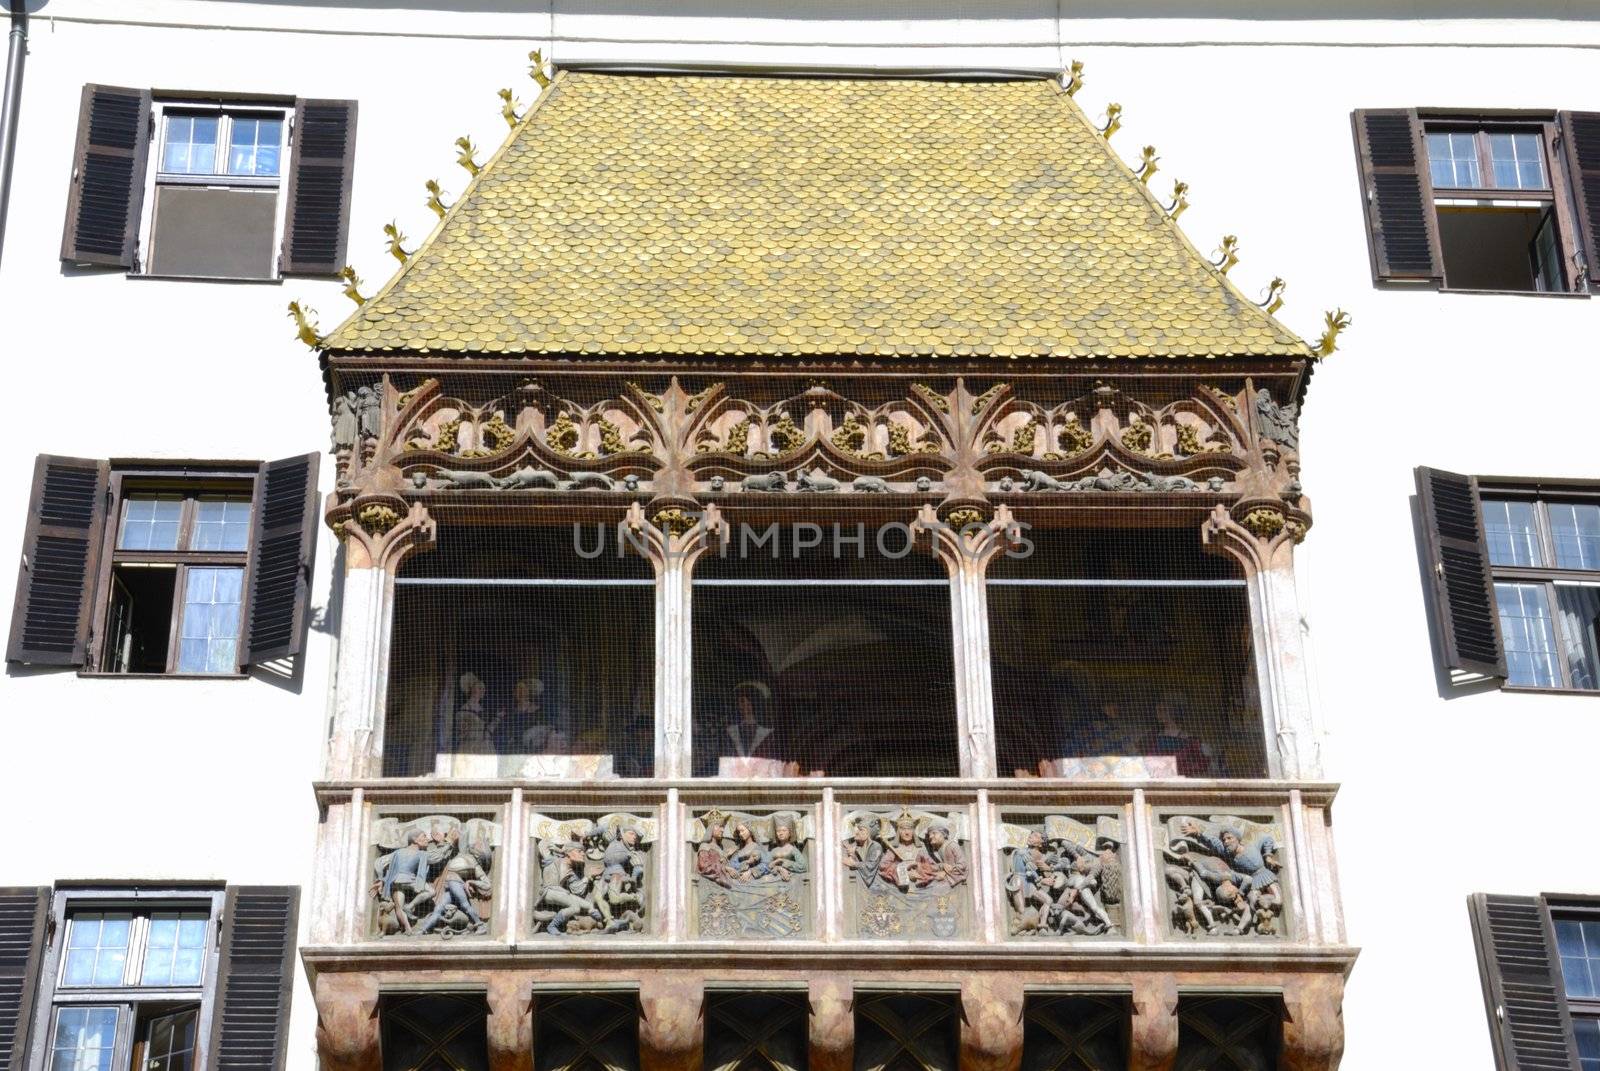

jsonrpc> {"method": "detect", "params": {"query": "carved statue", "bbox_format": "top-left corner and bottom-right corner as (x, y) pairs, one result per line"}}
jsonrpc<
(843, 809), (969, 939)
(1022, 470), (1071, 492)
(1142, 471), (1202, 493)
(852, 476), (890, 493)
(433, 468), (501, 490)
(529, 813), (654, 936)
(497, 466), (561, 490)
(567, 472), (616, 490)
(1000, 816), (1124, 938)
(797, 469), (841, 493)
(355, 385), (383, 443)
(1162, 815), (1285, 938)
(1253, 389), (1300, 450)
(332, 391), (359, 452)
(742, 471), (788, 493)
(370, 816), (497, 938)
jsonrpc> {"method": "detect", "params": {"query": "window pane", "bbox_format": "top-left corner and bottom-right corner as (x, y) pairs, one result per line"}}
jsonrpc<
(1489, 132), (1547, 190)
(1576, 1016), (1600, 1071)
(141, 911), (207, 986)
(118, 495), (183, 552)
(176, 566), (244, 673)
(61, 912), (132, 988)
(1482, 499), (1543, 567)
(226, 116), (283, 177)
(161, 114), (218, 175)
(1427, 130), (1480, 187)
(1495, 582), (1560, 687)
(192, 496), (252, 552)
(1556, 586), (1600, 691)
(1551, 503), (1600, 571)
(50, 1006), (118, 1071)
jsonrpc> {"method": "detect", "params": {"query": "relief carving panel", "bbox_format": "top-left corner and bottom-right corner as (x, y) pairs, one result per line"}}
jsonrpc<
(998, 814), (1126, 938)
(842, 808), (970, 939)
(528, 811), (656, 935)
(369, 814), (499, 939)
(689, 808), (813, 939)
(1160, 813), (1287, 939)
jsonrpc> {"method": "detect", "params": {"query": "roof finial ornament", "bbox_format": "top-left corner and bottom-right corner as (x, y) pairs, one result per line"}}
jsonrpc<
(455, 136), (481, 177)
(1099, 103), (1122, 140)
(383, 221), (412, 265)
(1063, 60), (1084, 96)
(1315, 309), (1351, 357)
(287, 301), (321, 349)
(1165, 180), (1190, 220)
(1211, 235), (1239, 276)
(529, 49), (551, 88)
(498, 88), (522, 129)
(339, 266), (367, 307)
(1258, 277), (1286, 315)
(1137, 146), (1159, 185)
(425, 179), (451, 220)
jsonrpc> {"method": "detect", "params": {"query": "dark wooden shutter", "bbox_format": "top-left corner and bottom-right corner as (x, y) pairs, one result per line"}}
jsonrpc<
(6, 456), (108, 666)
(1415, 466), (1506, 680)
(279, 99), (358, 275)
(241, 453), (320, 666)
(60, 84), (151, 268)
(1352, 108), (1444, 283)
(210, 887), (299, 1071)
(1558, 111), (1600, 288)
(1470, 895), (1581, 1071)
(0, 888), (48, 1071)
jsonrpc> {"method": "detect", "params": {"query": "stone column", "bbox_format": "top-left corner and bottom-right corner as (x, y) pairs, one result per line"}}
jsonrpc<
(326, 498), (436, 780)
(314, 972), (382, 1071)
(1128, 975), (1178, 1071)
(639, 972), (705, 1071)
(1201, 503), (1320, 780)
(1280, 974), (1345, 1071)
(626, 502), (727, 780)
(959, 974), (1024, 1071)
(916, 504), (1021, 780)
(808, 975), (854, 1071)
(487, 974), (535, 1071)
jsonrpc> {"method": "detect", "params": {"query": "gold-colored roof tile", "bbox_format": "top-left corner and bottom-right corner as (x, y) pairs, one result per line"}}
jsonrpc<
(324, 71), (1309, 359)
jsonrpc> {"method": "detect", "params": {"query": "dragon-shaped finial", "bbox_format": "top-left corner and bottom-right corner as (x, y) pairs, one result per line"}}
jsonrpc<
(1258, 277), (1286, 315)
(1165, 180), (1190, 221)
(1100, 103), (1122, 140)
(454, 136), (480, 177)
(1212, 235), (1239, 276)
(287, 301), (321, 349)
(383, 222), (411, 265)
(529, 49), (551, 88)
(424, 179), (450, 220)
(498, 88), (521, 129)
(1063, 60), (1084, 96)
(338, 265), (366, 307)
(1315, 309), (1351, 357)
(1137, 145), (1159, 185)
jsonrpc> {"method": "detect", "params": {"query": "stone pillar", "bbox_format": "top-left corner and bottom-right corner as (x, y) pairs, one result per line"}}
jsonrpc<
(639, 972), (705, 1071)
(314, 973), (383, 1071)
(917, 504), (1021, 779)
(959, 974), (1024, 1071)
(808, 975), (854, 1071)
(1201, 503), (1320, 780)
(326, 498), (436, 780)
(1280, 975), (1345, 1071)
(487, 974), (535, 1071)
(1128, 976), (1178, 1071)
(627, 502), (727, 780)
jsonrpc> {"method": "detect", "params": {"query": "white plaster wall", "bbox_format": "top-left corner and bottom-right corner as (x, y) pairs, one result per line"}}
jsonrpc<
(1, 2), (1598, 1069)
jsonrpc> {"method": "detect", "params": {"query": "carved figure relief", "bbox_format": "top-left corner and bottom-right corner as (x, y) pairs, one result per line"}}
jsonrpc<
(1161, 813), (1287, 938)
(842, 808), (969, 939)
(689, 809), (812, 939)
(998, 814), (1125, 937)
(369, 814), (498, 938)
(528, 812), (655, 935)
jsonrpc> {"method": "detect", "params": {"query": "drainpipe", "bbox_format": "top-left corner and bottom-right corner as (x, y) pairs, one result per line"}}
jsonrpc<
(0, 0), (28, 268)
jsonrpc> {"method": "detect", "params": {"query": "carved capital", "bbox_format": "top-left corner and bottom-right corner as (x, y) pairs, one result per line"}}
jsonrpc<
(915, 502), (1022, 577)
(639, 973), (705, 1071)
(314, 973), (382, 1071)
(1281, 974), (1346, 1071)
(808, 976), (854, 1071)
(624, 500), (729, 574)
(486, 975), (535, 1071)
(1128, 975), (1179, 1071)
(1200, 500), (1308, 575)
(335, 496), (437, 572)
(959, 974), (1025, 1071)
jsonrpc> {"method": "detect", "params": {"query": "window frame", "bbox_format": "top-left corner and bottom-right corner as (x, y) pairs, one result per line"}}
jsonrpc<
(29, 887), (225, 1071)
(1548, 896), (1600, 1069)
(87, 465), (259, 679)
(1479, 481), (1600, 694)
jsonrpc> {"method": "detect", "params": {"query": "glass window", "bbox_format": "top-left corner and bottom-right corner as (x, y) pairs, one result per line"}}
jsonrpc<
(1558, 917), (1600, 999)
(1556, 586), (1600, 691)
(1428, 131), (1482, 188)
(140, 912), (208, 986)
(1483, 499), (1543, 567)
(1489, 132), (1547, 190)
(145, 1009), (199, 1071)
(192, 496), (252, 552)
(1551, 504), (1600, 571)
(226, 117), (283, 177)
(118, 495), (184, 552)
(62, 913), (133, 987)
(176, 566), (244, 673)
(160, 115), (219, 175)
(1496, 582), (1560, 688)
(1577, 1018), (1600, 1071)
(50, 1006), (119, 1071)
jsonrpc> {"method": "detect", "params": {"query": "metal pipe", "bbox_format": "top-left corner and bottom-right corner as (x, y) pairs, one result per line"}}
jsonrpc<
(0, 0), (28, 268)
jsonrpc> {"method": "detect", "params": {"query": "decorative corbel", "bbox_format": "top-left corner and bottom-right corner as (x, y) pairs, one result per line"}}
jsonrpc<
(1280, 974), (1347, 1071)
(915, 502), (1022, 576)
(455, 135), (481, 177)
(425, 179), (450, 220)
(1099, 103), (1123, 140)
(335, 496), (437, 572)
(623, 500), (728, 573)
(639, 973), (704, 1071)
(808, 976), (854, 1071)
(314, 973), (382, 1071)
(1201, 500), (1309, 576)
(1128, 975), (1179, 1071)
(486, 975), (535, 1071)
(959, 975), (1025, 1071)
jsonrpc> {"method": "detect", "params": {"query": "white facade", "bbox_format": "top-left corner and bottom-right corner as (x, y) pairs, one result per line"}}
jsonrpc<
(1, 2), (1596, 1069)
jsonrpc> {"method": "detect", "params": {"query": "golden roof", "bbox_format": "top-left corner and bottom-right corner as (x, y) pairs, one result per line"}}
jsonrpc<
(324, 70), (1310, 360)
